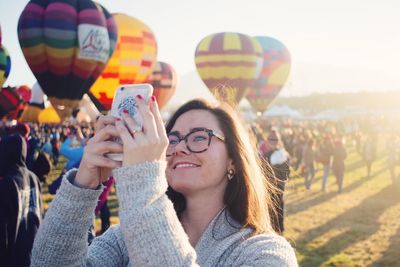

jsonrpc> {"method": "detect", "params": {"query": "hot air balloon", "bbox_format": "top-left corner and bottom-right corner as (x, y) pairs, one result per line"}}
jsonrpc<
(246, 36), (291, 113)
(17, 0), (117, 119)
(20, 82), (46, 122)
(0, 45), (11, 88)
(148, 61), (178, 110)
(194, 32), (263, 106)
(89, 13), (157, 112)
(16, 85), (32, 103)
(0, 86), (23, 119)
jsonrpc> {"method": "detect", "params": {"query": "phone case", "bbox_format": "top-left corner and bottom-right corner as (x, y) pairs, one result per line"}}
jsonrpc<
(107, 83), (154, 161)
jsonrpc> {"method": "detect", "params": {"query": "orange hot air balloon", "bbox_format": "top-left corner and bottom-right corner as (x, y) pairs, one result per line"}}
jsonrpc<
(89, 13), (157, 112)
(148, 61), (178, 110)
(194, 32), (263, 106)
(246, 36), (291, 113)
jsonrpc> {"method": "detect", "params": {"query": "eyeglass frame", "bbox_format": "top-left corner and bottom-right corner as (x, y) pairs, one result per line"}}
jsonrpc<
(166, 127), (225, 156)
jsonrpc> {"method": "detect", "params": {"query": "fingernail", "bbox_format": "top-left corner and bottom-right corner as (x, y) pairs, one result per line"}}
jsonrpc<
(151, 95), (156, 102)
(123, 109), (128, 114)
(136, 94), (143, 100)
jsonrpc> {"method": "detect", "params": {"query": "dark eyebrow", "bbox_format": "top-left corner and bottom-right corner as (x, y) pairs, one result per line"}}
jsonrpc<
(168, 127), (207, 136)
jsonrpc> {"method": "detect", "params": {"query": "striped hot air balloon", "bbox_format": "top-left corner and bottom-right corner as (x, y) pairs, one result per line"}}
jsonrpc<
(0, 45), (11, 88)
(148, 61), (178, 110)
(0, 87), (23, 119)
(17, 0), (117, 120)
(246, 36), (291, 113)
(89, 13), (157, 112)
(194, 32), (263, 106)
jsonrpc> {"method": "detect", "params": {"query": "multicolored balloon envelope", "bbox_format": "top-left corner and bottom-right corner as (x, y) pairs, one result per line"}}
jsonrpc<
(195, 32), (263, 106)
(0, 45), (11, 88)
(17, 0), (117, 119)
(246, 36), (291, 113)
(0, 87), (23, 119)
(148, 61), (177, 110)
(20, 82), (46, 122)
(89, 13), (157, 111)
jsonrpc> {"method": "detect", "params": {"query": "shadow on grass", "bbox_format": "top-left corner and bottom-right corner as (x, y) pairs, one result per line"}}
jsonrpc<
(287, 167), (387, 217)
(297, 186), (400, 267)
(371, 224), (400, 267)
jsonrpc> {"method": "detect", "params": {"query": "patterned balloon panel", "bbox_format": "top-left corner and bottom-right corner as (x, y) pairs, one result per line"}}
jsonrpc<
(0, 87), (23, 119)
(149, 61), (177, 110)
(0, 46), (11, 88)
(17, 0), (117, 119)
(19, 82), (45, 122)
(89, 13), (157, 111)
(246, 36), (291, 112)
(195, 32), (263, 105)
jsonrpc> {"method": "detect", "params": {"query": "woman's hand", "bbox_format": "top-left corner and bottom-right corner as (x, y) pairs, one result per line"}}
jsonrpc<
(116, 96), (168, 167)
(75, 116), (123, 189)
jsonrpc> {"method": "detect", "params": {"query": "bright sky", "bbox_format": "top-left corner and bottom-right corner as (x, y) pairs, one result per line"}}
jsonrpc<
(1, 0), (400, 104)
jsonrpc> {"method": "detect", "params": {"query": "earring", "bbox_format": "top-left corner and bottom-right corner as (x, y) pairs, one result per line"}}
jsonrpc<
(227, 169), (235, 180)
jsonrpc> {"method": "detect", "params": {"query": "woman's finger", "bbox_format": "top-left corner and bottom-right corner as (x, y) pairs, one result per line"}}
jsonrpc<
(135, 95), (158, 140)
(90, 124), (119, 144)
(89, 154), (122, 169)
(95, 115), (117, 132)
(115, 119), (134, 146)
(88, 140), (123, 155)
(149, 96), (168, 141)
(121, 111), (141, 136)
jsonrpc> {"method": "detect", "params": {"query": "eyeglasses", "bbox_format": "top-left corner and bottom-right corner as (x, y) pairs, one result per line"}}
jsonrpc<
(166, 127), (225, 157)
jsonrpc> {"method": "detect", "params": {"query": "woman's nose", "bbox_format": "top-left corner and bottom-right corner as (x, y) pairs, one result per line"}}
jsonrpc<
(173, 139), (190, 155)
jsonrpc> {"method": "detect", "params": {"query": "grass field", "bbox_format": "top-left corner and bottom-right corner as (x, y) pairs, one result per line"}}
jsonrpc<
(43, 143), (400, 267)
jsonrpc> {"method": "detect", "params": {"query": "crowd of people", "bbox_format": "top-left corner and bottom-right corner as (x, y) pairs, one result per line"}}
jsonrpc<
(1, 100), (399, 266)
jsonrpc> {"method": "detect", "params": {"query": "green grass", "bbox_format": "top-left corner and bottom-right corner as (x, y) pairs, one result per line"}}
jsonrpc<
(285, 145), (400, 267)
(45, 144), (400, 267)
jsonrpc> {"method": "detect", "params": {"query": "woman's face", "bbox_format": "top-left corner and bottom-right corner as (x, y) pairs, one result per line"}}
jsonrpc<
(166, 110), (233, 197)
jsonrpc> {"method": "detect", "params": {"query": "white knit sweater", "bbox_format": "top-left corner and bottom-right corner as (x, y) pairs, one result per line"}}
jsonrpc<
(31, 161), (298, 266)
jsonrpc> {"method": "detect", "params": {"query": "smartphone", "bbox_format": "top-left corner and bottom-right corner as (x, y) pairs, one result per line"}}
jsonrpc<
(107, 83), (154, 161)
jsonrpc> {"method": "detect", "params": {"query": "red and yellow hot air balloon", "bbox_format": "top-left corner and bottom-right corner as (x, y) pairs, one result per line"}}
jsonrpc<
(0, 45), (11, 88)
(246, 36), (291, 113)
(148, 61), (178, 110)
(89, 13), (157, 112)
(16, 85), (32, 103)
(194, 32), (263, 106)
(17, 0), (117, 120)
(0, 87), (23, 119)
(20, 82), (46, 122)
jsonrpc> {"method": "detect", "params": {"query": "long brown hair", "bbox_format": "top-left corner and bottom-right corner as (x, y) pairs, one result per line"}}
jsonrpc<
(165, 99), (277, 234)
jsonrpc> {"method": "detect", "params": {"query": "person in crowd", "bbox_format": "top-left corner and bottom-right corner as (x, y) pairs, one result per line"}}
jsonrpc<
(30, 98), (297, 266)
(331, 137), (347, 193)
(303, 137), (316, 189)
(387, 134), (399, 186)
(0, 134), (43, 267)
(362, 134), (377, 178)
(319, 135), (334, 192)
(264, 129), (291, 234)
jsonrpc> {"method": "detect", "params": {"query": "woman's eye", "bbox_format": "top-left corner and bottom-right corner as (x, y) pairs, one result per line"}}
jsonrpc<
(168, 138), (179, 145)
(193, 135), (207, 142)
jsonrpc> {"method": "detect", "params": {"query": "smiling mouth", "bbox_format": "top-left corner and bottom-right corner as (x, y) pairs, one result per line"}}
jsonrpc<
(173, 163), (200, 169)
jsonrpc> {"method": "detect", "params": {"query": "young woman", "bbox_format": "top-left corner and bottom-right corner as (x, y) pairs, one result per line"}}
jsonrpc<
(30, 98), (297, 266)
